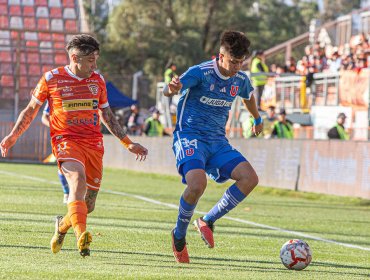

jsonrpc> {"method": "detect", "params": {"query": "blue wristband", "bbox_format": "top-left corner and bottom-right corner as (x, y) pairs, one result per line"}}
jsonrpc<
(254, 116), (263, 126)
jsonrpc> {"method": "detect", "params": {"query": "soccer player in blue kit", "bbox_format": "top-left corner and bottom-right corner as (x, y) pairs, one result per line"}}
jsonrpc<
(163, 31), (263, 263)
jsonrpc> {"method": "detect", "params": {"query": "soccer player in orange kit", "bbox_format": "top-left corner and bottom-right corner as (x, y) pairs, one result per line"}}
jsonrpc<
(0, 34), (148, 257)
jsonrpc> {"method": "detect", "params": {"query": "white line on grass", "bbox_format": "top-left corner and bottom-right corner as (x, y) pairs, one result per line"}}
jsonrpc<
(1, 169), (369, 252)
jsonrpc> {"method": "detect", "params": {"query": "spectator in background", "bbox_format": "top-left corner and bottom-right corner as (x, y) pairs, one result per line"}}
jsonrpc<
(127, 104), (144, 135)
(164, 62), (177, 84)
(284, 57), (297, 73)
(144, 108), (168, 137)
(272, 108), (294, 139)
(251, 50), (268, 110)
(327, 112), (349, 140)
(328, 50), (342, 72)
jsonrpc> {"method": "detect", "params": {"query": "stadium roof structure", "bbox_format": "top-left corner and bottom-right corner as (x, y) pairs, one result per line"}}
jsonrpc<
(0, 0), (89, 116)
(106, 81), (137, 109)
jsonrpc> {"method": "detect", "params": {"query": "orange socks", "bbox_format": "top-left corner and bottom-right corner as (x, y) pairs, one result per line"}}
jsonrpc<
(67, 200), (88, 238)
(59, 215), (72, 234)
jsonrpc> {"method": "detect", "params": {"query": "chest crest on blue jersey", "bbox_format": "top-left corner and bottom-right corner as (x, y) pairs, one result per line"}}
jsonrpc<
(230, 85), (239, 97)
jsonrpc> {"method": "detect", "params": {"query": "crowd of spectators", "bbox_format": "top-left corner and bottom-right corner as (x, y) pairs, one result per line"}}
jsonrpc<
(269, 33), (370, 79)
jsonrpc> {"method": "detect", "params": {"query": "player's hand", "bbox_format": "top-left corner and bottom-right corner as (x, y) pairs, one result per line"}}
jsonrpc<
(0, 134), (18, 157)
(168, 77), (182, 94)
(127, 143), (148, 161)
(252, 123), (263, 136)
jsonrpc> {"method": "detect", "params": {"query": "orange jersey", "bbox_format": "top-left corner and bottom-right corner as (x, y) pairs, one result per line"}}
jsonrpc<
(32, 66), (109, 145)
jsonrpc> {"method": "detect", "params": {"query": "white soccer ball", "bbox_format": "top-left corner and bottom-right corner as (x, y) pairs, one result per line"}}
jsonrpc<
(280, 239), (312, 270)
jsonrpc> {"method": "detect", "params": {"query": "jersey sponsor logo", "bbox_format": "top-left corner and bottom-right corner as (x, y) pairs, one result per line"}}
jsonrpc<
(88, 84), (99, 95)
(86, 79), (99, 83)
(62, 99), (98, 111)
(200, 96), (232, 107)
(67, 113), (98, 126)
(230, 85), (239, 97)
(62, 86), (72, 92)
(57, 79), (74, 84)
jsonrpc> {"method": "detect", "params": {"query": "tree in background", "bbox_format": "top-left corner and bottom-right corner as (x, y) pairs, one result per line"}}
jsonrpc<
(87, 1), (363, 105)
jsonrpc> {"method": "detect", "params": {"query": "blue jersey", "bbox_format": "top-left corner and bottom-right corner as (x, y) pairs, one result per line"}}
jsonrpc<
(175, 59), (254, 139)
(43, 101), (50, 115)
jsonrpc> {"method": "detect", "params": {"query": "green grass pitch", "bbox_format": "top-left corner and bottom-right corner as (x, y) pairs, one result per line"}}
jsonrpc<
(0, 163), (369, 279)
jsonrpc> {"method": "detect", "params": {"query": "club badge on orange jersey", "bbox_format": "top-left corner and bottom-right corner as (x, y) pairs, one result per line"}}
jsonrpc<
(88, 84), (99, 95)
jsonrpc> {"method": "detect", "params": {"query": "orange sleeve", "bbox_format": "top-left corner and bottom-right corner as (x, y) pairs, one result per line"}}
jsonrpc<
(99, 77), (109, 109)
(32, 76), (49, 105)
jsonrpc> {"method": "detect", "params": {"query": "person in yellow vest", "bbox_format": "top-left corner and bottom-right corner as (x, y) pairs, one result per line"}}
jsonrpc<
(144, 108), (166, 137)
(243, 105), (276, 139)
(271, 108), (294, 139)
(164, 62), (177, 84)
(251, 50), (269, 110)
(327, 112), (349, 140)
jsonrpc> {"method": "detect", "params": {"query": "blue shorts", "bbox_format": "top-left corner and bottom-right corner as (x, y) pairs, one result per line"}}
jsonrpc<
(172, 132), (247, 184)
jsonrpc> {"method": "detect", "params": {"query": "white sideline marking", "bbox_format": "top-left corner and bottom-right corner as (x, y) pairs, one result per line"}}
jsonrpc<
(1, 169), (369, 252)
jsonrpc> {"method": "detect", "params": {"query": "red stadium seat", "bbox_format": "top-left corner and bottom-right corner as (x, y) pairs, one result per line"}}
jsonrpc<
(20, 63), (27, 75)
(0, 0), (7, 3)
(26, 40), (38, 47)
(52, 33), (65, 41)
(34, 0), (47, 6)
(28, 64), (41, 76)
(2, 88), (14, 98)
(0, 16), (9, 28)
(50, 7), (62, 18)
(41, 53), (53, 64)
(23, 6), (35, 16)
(0, 4), (7, 15)
(24, 17), (36, 30)
(38, 32), (51, 40)
(0, 51), (12, 62)
(29, 76), (40, 85)
(0, 63), (13, 75)
(62, 0), (74, 8)
(1, 75), (14, 87)
(42, 65), (53, 73)
(53, 41), (64, 50)
(27, 52), (39, 63)
(65, 20), (77, 32)
(55, 53), (67, 64)
(9, 5), (21, 16)
(37, 18), (50, 30)
(20, 76), (29, 88)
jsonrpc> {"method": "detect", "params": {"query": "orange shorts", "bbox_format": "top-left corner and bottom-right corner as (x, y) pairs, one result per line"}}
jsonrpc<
(52, 137), (104, 191)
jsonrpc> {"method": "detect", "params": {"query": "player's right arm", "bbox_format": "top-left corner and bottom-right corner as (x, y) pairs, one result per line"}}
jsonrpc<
(0, 98), (42, 157)
(163, 76), (182, 97)
(163, 65), (201, 97)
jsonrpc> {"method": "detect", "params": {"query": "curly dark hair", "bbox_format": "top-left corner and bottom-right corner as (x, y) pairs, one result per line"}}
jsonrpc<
(220, 31), (250, 59)
(66, 34), (100, 56)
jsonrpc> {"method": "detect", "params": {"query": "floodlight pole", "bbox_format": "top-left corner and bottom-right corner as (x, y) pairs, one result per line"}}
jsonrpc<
(132, 71), (143, 101)
(13, 32), (21, 122)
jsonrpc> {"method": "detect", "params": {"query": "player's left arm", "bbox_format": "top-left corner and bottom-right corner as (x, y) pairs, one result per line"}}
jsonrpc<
(242, 94), (263, 136)
(99, 107), (148, 161)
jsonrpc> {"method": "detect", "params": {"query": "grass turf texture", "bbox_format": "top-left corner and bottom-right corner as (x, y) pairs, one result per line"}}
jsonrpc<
(0, 163), (369, 279)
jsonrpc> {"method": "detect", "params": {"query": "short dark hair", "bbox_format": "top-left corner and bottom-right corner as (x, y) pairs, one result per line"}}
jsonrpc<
(220, 31), (250, 59)
(66, 34), (100, 56)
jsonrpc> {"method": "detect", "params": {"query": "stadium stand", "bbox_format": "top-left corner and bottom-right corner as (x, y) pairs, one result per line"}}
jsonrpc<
(0, 0), (86, 110)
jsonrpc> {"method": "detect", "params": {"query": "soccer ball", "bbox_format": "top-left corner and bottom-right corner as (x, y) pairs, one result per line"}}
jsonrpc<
(280, 239), (312, 270)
